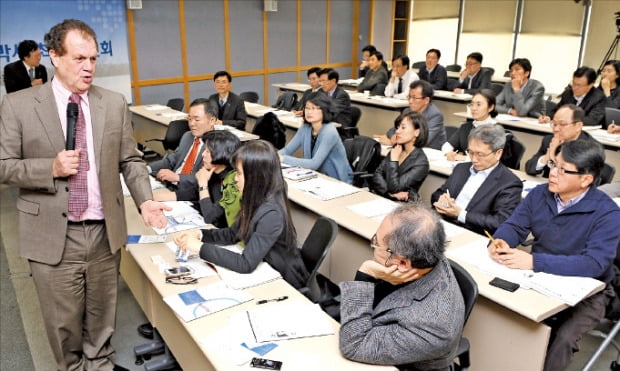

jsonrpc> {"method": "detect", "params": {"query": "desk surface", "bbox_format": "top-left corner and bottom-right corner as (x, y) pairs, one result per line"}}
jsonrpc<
(122, 196), (393, 371)
(244, 101), (304, 130)
(130, 105), (259, 142)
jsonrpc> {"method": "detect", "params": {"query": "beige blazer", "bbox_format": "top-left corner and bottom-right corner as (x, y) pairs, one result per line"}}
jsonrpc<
(0, 82), (153, 264)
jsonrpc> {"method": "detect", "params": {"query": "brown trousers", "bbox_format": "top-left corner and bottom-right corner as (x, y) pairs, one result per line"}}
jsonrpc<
(29, 223), (120, 371)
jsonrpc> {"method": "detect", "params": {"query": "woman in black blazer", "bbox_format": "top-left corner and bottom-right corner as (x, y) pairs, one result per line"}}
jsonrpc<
(371, 111), (430, 202)
(176, 140), (309, 289)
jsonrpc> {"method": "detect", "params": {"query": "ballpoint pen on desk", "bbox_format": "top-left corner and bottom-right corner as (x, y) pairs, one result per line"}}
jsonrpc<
(257, 296), (288, 305)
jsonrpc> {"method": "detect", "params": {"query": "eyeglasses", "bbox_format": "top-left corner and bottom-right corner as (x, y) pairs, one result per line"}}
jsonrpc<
(370, 234), (393, 267)
(466, 149), (495, 158)
(547, 160), (584, 175)
(466, 61), (480, 66)
(550, 120), (577, 128)
(408, 95), (424, 101)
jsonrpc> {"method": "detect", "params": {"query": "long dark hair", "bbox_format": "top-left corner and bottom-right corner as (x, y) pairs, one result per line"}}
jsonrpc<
(231, 140), (297, 247)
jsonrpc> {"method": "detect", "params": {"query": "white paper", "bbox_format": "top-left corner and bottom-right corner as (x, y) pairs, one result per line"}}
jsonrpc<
(346, 198), (398, 219)
(152, 201), (207, 235)
(144, 104), (169, 111)
(245, 301), (334, 342)
(163, 281), (253, 322)
(291, 177), (360, 201)
(120, 174), (165, 197)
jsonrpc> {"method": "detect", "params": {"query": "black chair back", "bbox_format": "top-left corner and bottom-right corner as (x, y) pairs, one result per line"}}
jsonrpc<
(598, 163), (616, 186)
(490, 83), (504, 97)
(239, 91), (259, 103)
(339, 106), (362, 139)
(449, 259), (478, 371)
(445, 125), (458, 142)
(166, 98), (185, 112)
(272, 91), (298, 111)
(446, 64), (461, 72)
(299, 217), (339, 301)
(343, 136), (382, 188)
(500, 132), (526, 170)
(447, 77), (460, 91)
(145, 119), (190, 153)
(412, 61), (426, 69)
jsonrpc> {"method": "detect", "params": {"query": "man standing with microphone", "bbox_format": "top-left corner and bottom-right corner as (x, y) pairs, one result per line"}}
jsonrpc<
(0, 19), (169, 370)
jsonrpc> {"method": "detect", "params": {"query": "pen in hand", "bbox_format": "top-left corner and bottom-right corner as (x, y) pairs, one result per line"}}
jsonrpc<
(257, 296), (288, 305)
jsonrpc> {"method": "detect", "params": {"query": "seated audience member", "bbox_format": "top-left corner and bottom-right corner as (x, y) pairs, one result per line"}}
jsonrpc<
(207, 70), (247, 130)
(453, 52), (492, 95)
(600, 60), (620, 109)
(292, 66), (322, 116)
(384, 55), (419, 99)
(526, 104), (599, 178)
(196, 130), (241, 228)
(418, 48), (448, 91)
(374, 80), (446, 150)
(372, 111), (430, 202)
(358, 44), (376, 78)
(357, 51), (389, 94)
(151, 99), (216, 201)
(489, 139), (620, 371)
(3, 40), (48, 93)
(496, 58), (545, 118)
(431, 124), (523, 235)
(539, 66), (606, 127)
(279, 93), (352, 183)
(339, 203), (465, 370)
(442, 89), (498, 161)
(318, 68), (352, 126)
(175, 140), (309, 289)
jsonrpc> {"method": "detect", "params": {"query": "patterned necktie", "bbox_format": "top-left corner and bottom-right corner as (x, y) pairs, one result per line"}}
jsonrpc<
(68, 93), (89, 217)
(29, 67), (35, 80)
(219, 99), (225, 107)
(180, 138), (200, 174)
(397, 78), (403, 94)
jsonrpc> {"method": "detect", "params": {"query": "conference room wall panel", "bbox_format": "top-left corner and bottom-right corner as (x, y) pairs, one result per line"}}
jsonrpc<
(583, 1), (619, 72)
(132, 1), (183, 80)
(462, 0), (516, 33)
(228, 75), (265, 104)
(328, 0), (354, 64)
(408, 18), (459, 65)
(188, 79), (217, 103)
(266, 1), (297, 69)
(300, 0), (328, 66)
(140, 83), (185, 110)
(358, 0), (371, 63)
(457, 33), (513, 78)
(229, 2), (264, 72)
(371, 0), (392, 59)
(411, 0), (460, 20)
(184, 0), (226, 76)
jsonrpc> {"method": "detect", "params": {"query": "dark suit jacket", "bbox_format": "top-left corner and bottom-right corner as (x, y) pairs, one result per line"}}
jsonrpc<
(447, 121), (475, 153)
(149, 131), (205, 201)
(525, 131), (597, 177)
(418, 64), (448, 90)
(552, 86), (607, 127)
(295, 88), (315, 111)
(372, 147), (429, 202)
(496, 79), (545, 118)
(325, 86), (352, 126)
(431, 162), (523, 234)
(456, 69), (492, 95)
(0, 83), (153, 264)
(387, 103), (446, 150)
(3, 60), (48, 94)
(208, 92), (247, 130)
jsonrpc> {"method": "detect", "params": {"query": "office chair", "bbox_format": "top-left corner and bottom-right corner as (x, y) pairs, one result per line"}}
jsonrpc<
(412, 61), (426, 69)
(482, 67), (495, 77)
(445, 125), (459, 141)
(166, 98), (184, 112)
(298, 217), (339, 302)
(343, 136), (382, 188)
(339, 106), (362, 140)
(446, 64), (461, 72)
(144, 119), (190, 154)
(134, 327), (180, 370)
(582, 243), (620, 371)
(500, 132), (526, 170)
(490, 82), (504, 97)
(239, 91), (259, 103)
(272, 91), (298, 111)
(606, 107), (620, 127)
(447, 78), (460, 91)
(449, 259), (479, 371)
(599, 163), (616, 186)
(503, 70), (510, 77)
(544, 100), (557, 116)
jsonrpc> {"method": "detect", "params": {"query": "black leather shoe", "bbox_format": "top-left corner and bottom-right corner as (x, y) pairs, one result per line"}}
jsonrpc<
(137, 322), (154, 339)
(113, 364), (130, 371)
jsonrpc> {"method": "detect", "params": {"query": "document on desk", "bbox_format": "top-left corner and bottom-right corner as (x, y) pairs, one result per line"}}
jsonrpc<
(291, 177), (361, 201)
(159, 112), (187, 119)
(347, 198), (398, 221)
(245, 301), (334, 343)
(163, 281), (253, 322)
(152, 201), (207, 235)
(591, 129), (620, 142)
(440, 220), (465, 239)
(447, 239), (604, 305)
(282, 167), (318, 181)
(143, 104), (169, 111)
(120, 174), (165, 196)
(211, 244), (283, 289)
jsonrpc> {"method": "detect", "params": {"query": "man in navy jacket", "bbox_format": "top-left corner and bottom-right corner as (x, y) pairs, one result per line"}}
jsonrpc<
(490, 139), (620, 371)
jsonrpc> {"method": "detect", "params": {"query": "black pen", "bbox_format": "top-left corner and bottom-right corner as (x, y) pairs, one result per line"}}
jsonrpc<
(256, 296), (288, 305)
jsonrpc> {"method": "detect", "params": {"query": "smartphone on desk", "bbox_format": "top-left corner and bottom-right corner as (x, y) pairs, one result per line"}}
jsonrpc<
(165, 266), (191, 278)
(250, 358), (282, 370)
(489, 277), (520, 292)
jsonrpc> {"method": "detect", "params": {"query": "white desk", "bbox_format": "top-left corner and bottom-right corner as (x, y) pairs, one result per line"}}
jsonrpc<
(130, 105), (258, 155)
(119, 197), (394, 371)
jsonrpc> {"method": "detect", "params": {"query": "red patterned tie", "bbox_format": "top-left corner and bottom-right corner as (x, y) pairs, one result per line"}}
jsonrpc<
(180, 137), (200, 175)
(68, 93), (89, 217)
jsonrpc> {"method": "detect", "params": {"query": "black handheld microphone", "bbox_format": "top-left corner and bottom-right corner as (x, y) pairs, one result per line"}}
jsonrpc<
(66, 102), (78, 150)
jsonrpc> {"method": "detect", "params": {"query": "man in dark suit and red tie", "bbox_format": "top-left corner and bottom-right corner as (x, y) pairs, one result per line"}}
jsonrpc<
(3, 40), (48, 93)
